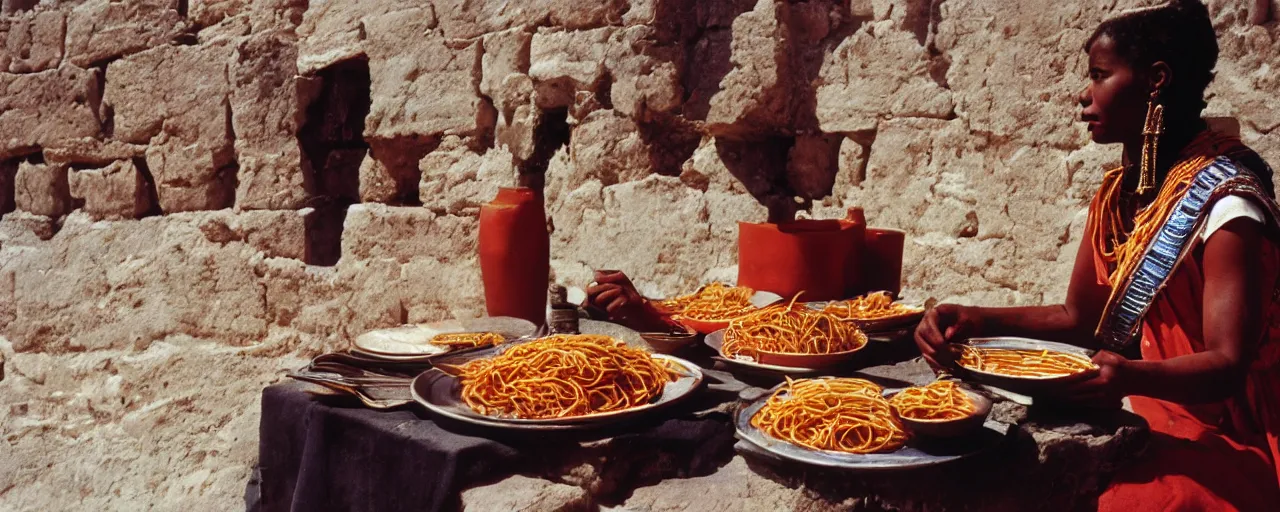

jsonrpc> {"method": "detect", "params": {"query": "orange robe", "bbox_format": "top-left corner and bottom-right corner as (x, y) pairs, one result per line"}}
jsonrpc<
(1087, 142), (1280, 510)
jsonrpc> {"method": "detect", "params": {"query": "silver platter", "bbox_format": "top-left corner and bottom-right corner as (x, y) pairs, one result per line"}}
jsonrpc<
(703, 329), (824, 376)
(803, 301), (925, 333)
(734, 380), (1004, 470)
(410, 353), (705, 430)
(351, 316), (539, 358)
(951, 337), (1098, 395)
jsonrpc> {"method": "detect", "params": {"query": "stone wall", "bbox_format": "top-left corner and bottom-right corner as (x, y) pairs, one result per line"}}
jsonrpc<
(0, 0), (1276, 508)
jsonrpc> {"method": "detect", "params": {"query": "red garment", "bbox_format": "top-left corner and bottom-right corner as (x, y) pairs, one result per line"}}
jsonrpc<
(1090, 193), (1280, 511)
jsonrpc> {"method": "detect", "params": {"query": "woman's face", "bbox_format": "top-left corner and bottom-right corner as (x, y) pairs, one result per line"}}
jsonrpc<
(1079, 35), (1151, 145)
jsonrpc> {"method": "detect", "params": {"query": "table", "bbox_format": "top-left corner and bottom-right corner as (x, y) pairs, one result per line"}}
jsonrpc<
(251, 347), (1149, 512)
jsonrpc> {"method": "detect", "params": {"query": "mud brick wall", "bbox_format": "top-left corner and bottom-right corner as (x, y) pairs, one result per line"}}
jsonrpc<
(0, 0), (1276, 508)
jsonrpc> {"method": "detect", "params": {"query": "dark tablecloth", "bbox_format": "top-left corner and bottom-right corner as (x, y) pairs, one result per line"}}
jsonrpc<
(252, 363), (755, 512)
(253, 382), (516, 512)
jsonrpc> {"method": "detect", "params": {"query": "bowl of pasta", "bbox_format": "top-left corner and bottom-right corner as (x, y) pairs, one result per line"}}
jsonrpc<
(947, 337), (1099, 395)
(718, 297), (870, 369)
(808, 291), (925, 332)
(664, 283), (782, 334)
(887, 381), (992, 438)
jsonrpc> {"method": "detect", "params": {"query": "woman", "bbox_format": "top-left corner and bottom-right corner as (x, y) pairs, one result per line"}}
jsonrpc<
(915, 1), (1280, 509)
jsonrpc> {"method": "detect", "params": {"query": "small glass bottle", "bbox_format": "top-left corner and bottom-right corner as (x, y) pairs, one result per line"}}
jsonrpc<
(547, 284), (579, 334)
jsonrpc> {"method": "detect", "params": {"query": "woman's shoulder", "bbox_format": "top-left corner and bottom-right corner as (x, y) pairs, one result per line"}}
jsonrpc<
(1200, 195), (1268, 243)
(1222, 144), (1276, 194)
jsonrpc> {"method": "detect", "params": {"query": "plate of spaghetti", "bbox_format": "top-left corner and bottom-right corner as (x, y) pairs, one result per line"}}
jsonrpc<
(810, 291), (925, 332)
(948, 337), (1099, 394)
(887, 380), (992, 438)
(411, 334), (704, 428)
(715, 297), (869, 369)
(352, 317), (537, 358)
(667, 283), (783, 334)
(735, 377), (1002, 470)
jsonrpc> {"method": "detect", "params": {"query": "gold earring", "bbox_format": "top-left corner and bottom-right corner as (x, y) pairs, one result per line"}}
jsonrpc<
(1138, 90), (1164, 195)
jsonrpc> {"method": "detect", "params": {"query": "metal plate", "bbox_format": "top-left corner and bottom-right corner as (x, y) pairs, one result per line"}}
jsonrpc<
(804, 301), (925, 333)
(703, 329), (824, 375)
(674, 290), (785, 334)
(734, 380), (1004, 470)
(705, 328), (868, 372)
(950, 337), (1098, 395)
(351, 317), (538, 357)
(411, 354), (704, 428)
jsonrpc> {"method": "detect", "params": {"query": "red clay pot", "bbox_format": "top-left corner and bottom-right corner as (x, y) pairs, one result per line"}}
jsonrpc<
(737, 219), (853, 302)
(863, 228), (905, 297)
(839, 207), (867, 298)
(479, 187), (550, 326)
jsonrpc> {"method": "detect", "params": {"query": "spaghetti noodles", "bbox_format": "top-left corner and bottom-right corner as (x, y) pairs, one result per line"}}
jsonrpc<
(430, 332), (505, 349)
(722, 296), (867, 357)
(751, 377), (908, 454)
(822, 291), (922, 321)
(456, 334), (678, 419)
(888, 381), (976, 421)
(672, 283), (756, 321)
(956, 346), (1097, 378)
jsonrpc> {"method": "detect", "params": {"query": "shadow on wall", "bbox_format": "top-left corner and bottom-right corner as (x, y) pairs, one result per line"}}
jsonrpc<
(298, 58), (372, 265)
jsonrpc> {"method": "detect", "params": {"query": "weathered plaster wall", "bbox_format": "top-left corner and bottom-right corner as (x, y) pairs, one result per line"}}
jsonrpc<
(0, 0), (1276, 508)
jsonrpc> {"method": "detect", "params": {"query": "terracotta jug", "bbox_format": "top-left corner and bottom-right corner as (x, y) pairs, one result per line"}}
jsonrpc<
(479, 187), (550, 325)
(839, 208), (868, 297)
(737, 219), (853, 302)
(863, 228), (905, 297)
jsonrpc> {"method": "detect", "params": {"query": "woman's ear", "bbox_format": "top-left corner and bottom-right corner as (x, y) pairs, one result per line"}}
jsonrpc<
(1149, 61), (1173, 96)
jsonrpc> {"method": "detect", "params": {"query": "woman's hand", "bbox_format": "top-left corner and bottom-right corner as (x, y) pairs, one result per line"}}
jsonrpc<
(584, 270), (675, 332)
(914, 304), (984, 367)
(1056, 350), (1130, 408)
(585, 270), (644, 315)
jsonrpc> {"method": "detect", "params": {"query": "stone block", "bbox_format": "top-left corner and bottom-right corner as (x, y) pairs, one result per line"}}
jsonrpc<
(357, 153), (399, 204)
(360, 138), (436, 204)
(567, 110), (652, 187)
(433, 0), (625, 41)
(934, 0), (1093, 148)
(231, 31), (311, 210)
(0, 209), (56, 243)
(833, 136), (869, 193)
(419, 143), (517, 216)
(340, 203), (478, 264)
(605, 26), (683, 120)
(460, 475), (592, 512)
(14, 161), (71, 217)
(529, 28), (614, 109)
(144, 135), (236, 212)
(548, 175), (717, 294)
(480, 27), (532, 108)
(195, 209), (311, 261)
(42, 138), (146, 167)
(703, 0), (791, 135)
(0, 66), (102, 160)
(189, 0), (248, 29)
(4, 9), (66, 73)
(196, 12), (252, 44)
(64, 0), (186, 68)
(493, 75), (539, 162)
(105, 43), (236, 212)
(295, 0), (417, 74)
(67, 160), (150, 220)
(364, 9), (488, 140)
(815, 21), (954, 133)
